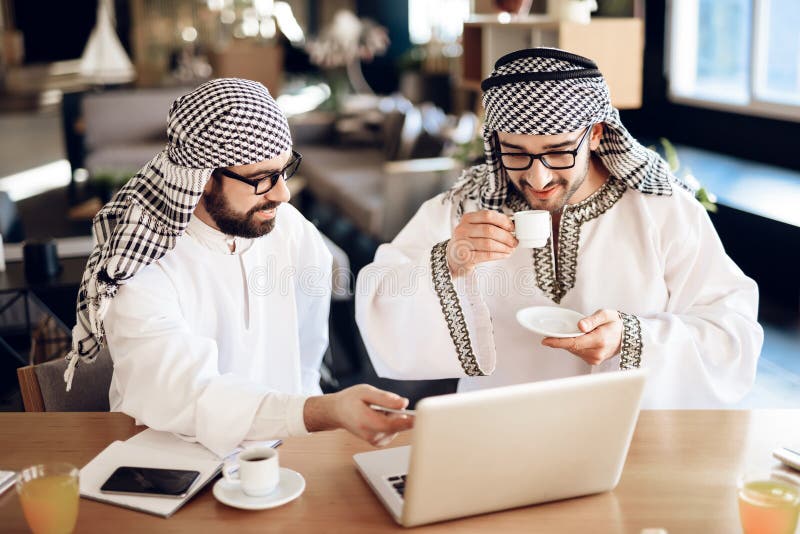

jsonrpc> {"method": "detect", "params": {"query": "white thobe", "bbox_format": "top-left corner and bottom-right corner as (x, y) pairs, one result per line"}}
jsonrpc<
(104, 204), (332, 457)
(355, 178), (763, 408)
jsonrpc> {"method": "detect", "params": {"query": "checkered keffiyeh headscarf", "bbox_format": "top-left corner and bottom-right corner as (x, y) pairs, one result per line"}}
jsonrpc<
(64, 78), (292, 390)
(446, 48), (686, 215)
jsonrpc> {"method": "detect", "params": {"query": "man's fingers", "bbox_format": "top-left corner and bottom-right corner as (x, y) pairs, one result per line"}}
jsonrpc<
(466, 238), (515, 254)
(578, 310), (601, 332)
(369, 432), (388, 447)
(579, 309), (619, 332)
(463, 210), (514, 231)
(359, 406), (400, 431)
(375, 433), (398, 447)
(542, 335), (582, 350)
(542, 324), (620, 366)
(366, 412), (414, 436)
(383, 414), (414, 432)
(542, 330), (604, 351)
(467, 223), (517, 248)
(542, 335), (604, 365)
(369, 431), (402, 447)
(360, 386), (408, 410)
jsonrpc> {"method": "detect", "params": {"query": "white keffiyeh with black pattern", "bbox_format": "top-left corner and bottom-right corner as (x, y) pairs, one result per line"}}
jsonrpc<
(64, 78), (292, 390)
(446, 47), (690, 217)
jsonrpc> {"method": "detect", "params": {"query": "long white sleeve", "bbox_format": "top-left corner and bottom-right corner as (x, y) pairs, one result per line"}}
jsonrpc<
(613, 199), (763, 408)
(356, 196), (497, 379)
(358, 180), (762, 407)
(105, 263), (309, 458)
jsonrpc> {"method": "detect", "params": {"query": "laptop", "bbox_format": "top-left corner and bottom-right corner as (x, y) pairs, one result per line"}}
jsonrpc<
(354, 369), (647, 527)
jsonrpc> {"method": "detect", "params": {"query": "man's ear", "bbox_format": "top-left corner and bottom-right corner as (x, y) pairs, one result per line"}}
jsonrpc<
(203, 173), (217, 194)
(590, 123), (604, 150)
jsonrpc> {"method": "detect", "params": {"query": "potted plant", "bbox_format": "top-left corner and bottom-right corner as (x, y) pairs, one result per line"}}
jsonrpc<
(90, 170), (133, 203)
(653, 138), (717, 212)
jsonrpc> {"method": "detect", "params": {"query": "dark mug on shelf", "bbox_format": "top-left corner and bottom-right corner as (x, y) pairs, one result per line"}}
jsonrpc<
(23, 239), (62, 282)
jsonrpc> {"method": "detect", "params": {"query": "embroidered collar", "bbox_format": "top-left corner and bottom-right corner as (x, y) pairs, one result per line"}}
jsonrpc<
(186, 214), (254, 255)
(531, 177), (627, 303)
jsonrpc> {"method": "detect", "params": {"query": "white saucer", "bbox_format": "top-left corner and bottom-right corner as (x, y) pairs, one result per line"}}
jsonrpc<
(213, 468), (305, 510)
(516, 306), (585, 338)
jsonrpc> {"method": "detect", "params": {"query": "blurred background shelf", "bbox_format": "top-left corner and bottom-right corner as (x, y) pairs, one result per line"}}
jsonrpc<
(461, 16), (644, 109)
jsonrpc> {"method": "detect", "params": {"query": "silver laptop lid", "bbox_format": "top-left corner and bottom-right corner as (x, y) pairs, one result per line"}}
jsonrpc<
(401, 370), (647, 527)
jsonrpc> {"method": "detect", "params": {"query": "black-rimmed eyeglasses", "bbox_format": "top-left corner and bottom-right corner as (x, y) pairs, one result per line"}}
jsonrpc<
(499, 126), (591, 171)
(214, 150), (302, 195)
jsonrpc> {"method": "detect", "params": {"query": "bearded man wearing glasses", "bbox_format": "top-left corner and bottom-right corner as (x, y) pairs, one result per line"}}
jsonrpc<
(67, 79), (412, 458)
(355, 48), (762, 409)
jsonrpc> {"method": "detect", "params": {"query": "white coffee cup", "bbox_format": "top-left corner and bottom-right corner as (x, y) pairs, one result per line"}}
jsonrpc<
(511, 210), (551, 248)
(223, 446), (280, 497)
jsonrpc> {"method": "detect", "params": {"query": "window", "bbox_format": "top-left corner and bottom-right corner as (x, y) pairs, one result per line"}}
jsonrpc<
(667, 0), (800, 121)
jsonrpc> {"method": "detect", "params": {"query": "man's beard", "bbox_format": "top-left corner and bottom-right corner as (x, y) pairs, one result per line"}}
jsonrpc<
(202, 182), (279, 238)
(507, 157), (589, 213)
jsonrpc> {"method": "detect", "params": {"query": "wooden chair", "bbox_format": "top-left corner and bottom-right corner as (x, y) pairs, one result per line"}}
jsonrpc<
(17, 348), (113, 412)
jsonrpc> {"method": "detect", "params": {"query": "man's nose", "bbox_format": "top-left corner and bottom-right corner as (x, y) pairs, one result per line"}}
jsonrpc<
(264, 175), (291, 203)
(523, 158), (553, 190)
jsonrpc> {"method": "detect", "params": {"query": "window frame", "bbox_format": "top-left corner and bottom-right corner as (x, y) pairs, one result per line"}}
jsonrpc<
(666, 0), (800, 122)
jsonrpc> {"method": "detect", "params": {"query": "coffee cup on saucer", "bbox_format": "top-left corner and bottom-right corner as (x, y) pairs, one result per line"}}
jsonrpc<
(223, 447), (280, 497)
(214, 447), (305, 511)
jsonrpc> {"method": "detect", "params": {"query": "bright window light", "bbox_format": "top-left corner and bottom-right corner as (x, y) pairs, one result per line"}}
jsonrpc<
(754, 0), (800, 106)
(0, 159), (72, 202)
(668, 0), (800, 121)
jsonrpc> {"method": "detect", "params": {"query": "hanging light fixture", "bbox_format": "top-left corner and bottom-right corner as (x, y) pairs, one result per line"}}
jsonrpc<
(79, 0), (135, 85)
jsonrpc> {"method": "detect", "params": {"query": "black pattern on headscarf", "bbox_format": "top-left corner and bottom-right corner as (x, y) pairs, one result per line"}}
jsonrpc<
(445, 48), (690, 217)
(65, 78), (292, 390)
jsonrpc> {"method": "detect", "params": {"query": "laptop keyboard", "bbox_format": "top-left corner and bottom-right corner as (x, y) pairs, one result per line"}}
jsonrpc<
(386, 474), (407, 498)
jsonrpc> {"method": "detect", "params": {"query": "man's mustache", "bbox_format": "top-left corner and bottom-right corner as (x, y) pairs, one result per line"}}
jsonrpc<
(248, 201), (281, 215)
(519, 178), (568, 191)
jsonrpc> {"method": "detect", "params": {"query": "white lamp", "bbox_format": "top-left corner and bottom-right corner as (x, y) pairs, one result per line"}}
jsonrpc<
(79, 0), (135, 84)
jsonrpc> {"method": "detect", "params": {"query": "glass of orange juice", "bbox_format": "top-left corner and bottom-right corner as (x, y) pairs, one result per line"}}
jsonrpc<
(16, 463), (79, 534)
(738, 473), (800, 534)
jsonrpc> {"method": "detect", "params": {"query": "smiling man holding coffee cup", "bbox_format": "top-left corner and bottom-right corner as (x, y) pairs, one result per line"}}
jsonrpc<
(355, 48), (762, 408)
(63, 79), (412, 457)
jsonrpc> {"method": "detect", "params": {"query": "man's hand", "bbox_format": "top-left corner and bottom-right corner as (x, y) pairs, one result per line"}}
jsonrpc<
(447, 210), (517, 277)
(541, 309), (623, 366)
(304, 385), (414, 447)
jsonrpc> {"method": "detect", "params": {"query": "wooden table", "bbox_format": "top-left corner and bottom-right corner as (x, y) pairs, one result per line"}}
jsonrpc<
(2, 411), (799, 533)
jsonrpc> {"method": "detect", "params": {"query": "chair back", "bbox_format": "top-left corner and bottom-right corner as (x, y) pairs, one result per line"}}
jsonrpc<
(17, 348), (113, 412)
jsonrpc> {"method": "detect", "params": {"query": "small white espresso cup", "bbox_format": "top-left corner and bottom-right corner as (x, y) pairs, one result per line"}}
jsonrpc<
(511, 210), (551, 248)
(223, 446), (280, 497)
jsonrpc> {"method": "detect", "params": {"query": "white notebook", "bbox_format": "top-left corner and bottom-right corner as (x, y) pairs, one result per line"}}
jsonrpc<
(80, 429), (280, 518)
